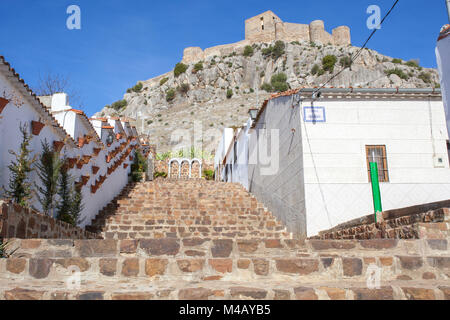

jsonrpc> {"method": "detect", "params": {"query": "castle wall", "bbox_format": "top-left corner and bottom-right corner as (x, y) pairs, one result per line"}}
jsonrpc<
(282, 23), (310, 42)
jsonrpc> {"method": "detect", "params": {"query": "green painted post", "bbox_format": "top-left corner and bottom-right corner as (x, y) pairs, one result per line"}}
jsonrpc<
(369, 162), (383, 222)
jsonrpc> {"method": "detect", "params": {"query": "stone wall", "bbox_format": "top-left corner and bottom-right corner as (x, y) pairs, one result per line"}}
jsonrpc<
(314, 200), (450, 240)
(0, 200), (98, 240)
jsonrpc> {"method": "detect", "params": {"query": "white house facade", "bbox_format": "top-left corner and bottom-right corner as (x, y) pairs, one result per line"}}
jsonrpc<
(216, 88), (450, 238)
(0, 55), (143, 227)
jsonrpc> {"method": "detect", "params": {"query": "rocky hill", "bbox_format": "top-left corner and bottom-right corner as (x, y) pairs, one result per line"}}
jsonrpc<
(94, 40), (440, 153)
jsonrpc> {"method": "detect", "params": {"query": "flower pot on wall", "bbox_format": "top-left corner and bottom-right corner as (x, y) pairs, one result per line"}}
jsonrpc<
(81, 175), (90, 186)
(82, 155), (92, 164)
(68, 157), (77, 169)
(93, 148), (101, 156)
(0, 97), (9, 114)
(31, 120), (45, 135)
(116, 133), (122, 140)
(92, 166), (100, 174)
(76, 160), (84, 169)
(91, 185), (98, 194)
(123, 163), (129, 169)
(106, 154), (112, 163)
(53, 141), (65, 152)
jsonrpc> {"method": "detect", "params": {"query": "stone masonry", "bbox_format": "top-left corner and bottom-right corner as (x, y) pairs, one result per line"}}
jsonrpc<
(0, 180), (449, 300)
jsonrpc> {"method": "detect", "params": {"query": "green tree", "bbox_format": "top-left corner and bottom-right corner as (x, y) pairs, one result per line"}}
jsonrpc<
(130, 150), (148, 182)
(193, 62), (203, 73)
(4, 123), (35, 207)
(35, 140), (63, 216)
(69, 184), (84, 226)
(56, 159), (74, 224)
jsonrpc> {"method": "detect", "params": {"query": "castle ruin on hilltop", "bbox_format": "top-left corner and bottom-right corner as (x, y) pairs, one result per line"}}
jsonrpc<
(182, 10), (351, 63)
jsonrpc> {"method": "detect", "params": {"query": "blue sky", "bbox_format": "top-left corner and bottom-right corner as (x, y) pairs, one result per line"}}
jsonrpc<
(0, 0), (448, 116)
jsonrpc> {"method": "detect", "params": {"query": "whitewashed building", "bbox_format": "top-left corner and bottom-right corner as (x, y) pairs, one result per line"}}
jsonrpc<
(436, 24), (450, 157)
(0, 55), (144, 227)
(216, 88), (450, 239)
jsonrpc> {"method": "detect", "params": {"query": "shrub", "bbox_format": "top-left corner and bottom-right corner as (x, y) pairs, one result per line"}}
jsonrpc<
(418, 72), (432, 83)
(130, 150), (148, 182)
(340, 56), (352, 68)
(111, 99), (127, 111)
(271, 73), (289, 92)
(154, 171), (167, 179)
(435, 82), (441, 88)
(160, 77), (169, 86)
(147, 120), (153, 125)
(130, 82), (143, 93)
(262, 41), (285, 59)
(243, 45), (254, 57)
(261, 83), (273, 92)
(405, 60), (420, 68)
(385, 68), (408, 80)
(203, 169), (214, 180)
(392, 58), (402, 64)
(317, 68), (325, 76)
(311, 64), (320, 75)
(193, 62), (203, 73)
(174, 62), (188, 77)
(322, 55), (337, 72)
(226, 89), (233, 99)
(166, 88), (175, 102)
(177, 83), (190, 94)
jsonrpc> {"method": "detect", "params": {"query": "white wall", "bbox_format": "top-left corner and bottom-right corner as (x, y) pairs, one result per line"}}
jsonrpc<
(0, 70), (140, 228)
(300, 99), (450, 236)
(436, 34), (450, 141)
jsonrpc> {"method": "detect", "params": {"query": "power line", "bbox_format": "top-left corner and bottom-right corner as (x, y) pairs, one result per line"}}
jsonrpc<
(313, 0), (400, 94)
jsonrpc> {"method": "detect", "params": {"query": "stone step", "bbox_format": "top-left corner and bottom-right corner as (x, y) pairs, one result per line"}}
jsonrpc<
(0, 279), (448, 300)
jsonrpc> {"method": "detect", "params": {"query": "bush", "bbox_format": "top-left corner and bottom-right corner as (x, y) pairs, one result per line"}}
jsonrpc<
(177, 83), (190, 94)
(203, 169), (214, 180)
(226, 89), (233, 99)
(110, 99), (127, 111)
(385, 68), (408, 80)
(311, 64), (320, 75)
(405, 60), (420, 68)
(262, 41), (285, 60)
(340, 56), (352, 68)
(166, 88), (175, 102)
(260, 83), (273, 92)
(392, 58), (402, 64)
(193, 62), (203, 73)
(435, 82), (441, 88)
(270, 73), (289, 92)
(174, 62), (188, 77)
(160, 77), (169, 86)
(129, 82), (143, 93)
(154, 171), (167, 179)
(130, 150), (148, 182)
(322, 55), (337, 72)
(419, 72), (432, 83)
(243, 45), (254, 57)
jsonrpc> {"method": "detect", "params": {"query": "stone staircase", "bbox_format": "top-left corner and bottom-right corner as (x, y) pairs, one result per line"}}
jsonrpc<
(86, 180), (291, 240)
(0, 180), (449, 300)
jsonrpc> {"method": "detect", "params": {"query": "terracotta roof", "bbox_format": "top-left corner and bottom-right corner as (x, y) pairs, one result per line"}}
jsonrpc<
(438, 25), (450, 41)
(102, 125), (114, 130)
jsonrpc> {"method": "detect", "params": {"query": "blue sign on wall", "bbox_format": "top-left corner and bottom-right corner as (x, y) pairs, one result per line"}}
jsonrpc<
(303, 106), (326, 123)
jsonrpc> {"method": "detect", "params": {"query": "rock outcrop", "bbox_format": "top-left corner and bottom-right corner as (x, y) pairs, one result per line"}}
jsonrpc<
(94, 40), (440, 153)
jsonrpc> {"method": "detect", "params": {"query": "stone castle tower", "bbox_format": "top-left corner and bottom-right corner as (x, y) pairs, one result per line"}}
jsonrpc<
(245, 11), (351, 45)
(182, 10), (351, 63)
